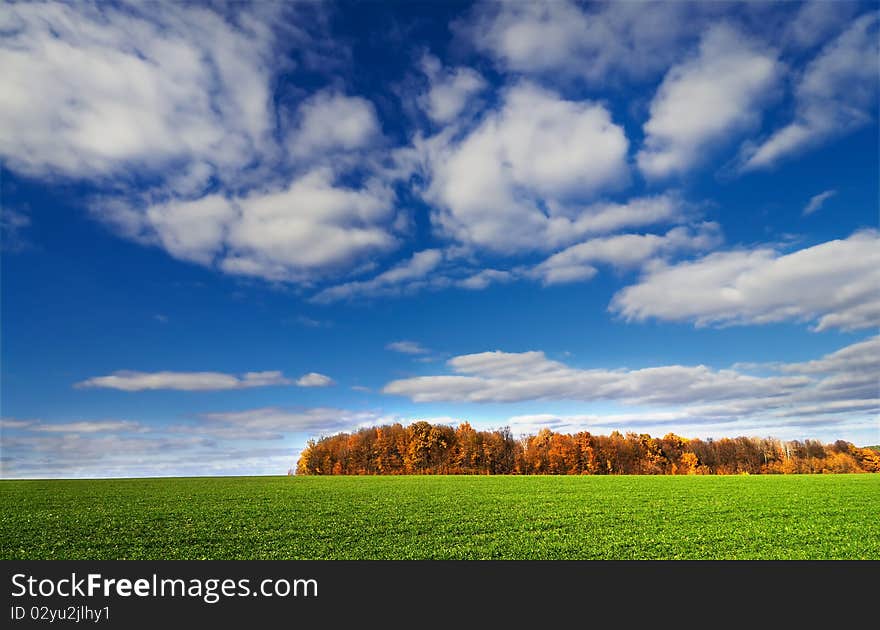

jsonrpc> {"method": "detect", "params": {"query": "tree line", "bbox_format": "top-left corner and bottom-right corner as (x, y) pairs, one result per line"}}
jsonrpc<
(295, 421), (880, 475)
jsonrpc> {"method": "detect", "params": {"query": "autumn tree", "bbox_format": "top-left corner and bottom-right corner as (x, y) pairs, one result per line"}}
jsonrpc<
(294, 422), (877, 476)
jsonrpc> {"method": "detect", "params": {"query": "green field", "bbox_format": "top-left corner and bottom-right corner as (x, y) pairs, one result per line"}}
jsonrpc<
(1, 475), (878, 559)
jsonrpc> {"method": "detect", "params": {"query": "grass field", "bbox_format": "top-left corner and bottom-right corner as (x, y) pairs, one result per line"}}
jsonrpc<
(1, 475), (878, 559)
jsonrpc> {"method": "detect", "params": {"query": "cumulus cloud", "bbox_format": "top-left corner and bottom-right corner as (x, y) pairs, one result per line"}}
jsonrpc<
(0, 2), (402, 287)
(94, 168), (398, 283)
(386, 341), (430, 355)
(456, 269), (515, 290)
(637, 24), (779, 179)
(144, 195), (237, 265)
(610, 229), (880, 331)
(295, 373), (335, 387)
(0, 2), (284, 181)
(742, 12), (879, 170)
(288, 90), (382, 159)
(803, 189), (837, 215)
(423, 82), (629, 252)
(419, 55), (487, 124)
(221, 171), (397, 282)
(459, 0), (707, 83)
(75, 370), (294, 391)
(0, 0), (729, 296)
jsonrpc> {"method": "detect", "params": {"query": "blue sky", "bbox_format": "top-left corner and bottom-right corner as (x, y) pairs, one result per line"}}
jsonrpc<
(1, 0), (878, 478)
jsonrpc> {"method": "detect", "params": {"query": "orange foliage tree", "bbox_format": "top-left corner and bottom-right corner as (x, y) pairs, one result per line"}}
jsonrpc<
(295, 422), (879, 476)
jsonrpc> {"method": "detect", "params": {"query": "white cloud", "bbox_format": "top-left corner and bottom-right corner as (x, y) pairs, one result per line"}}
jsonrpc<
(531, 223), (722, 286)
(460, 0), (706, 83)
(419, 55), (486, 124)
(295, 373), (335, 387)
(545, 195), (689, 241)
(610, 230), (880, 331)
(803, 189), (837, 216)
(384, 349), (810, 406)
(31, 421), (147, 434)
(423, 82), (629, 253)
(774, 335), (880, 405)
(462, 1), (590, 76)
(0, 2), (407, 287)
(456, 269), (514, 290)
(742, 12), (879, 170)
(0, 2), (282, 181)
(637, 24), (779, 179)
(781, 335), (880, 376)
(288, 90), (381, 159)
(311, 249), (444, 303)
(783, 0), (862, 51)
(94, 168), (398, 283)
(386, 341), (430, 355)
(222, 170), (396, 282)
(75, 370), (294, 391)
(145, 195), (237, 265)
